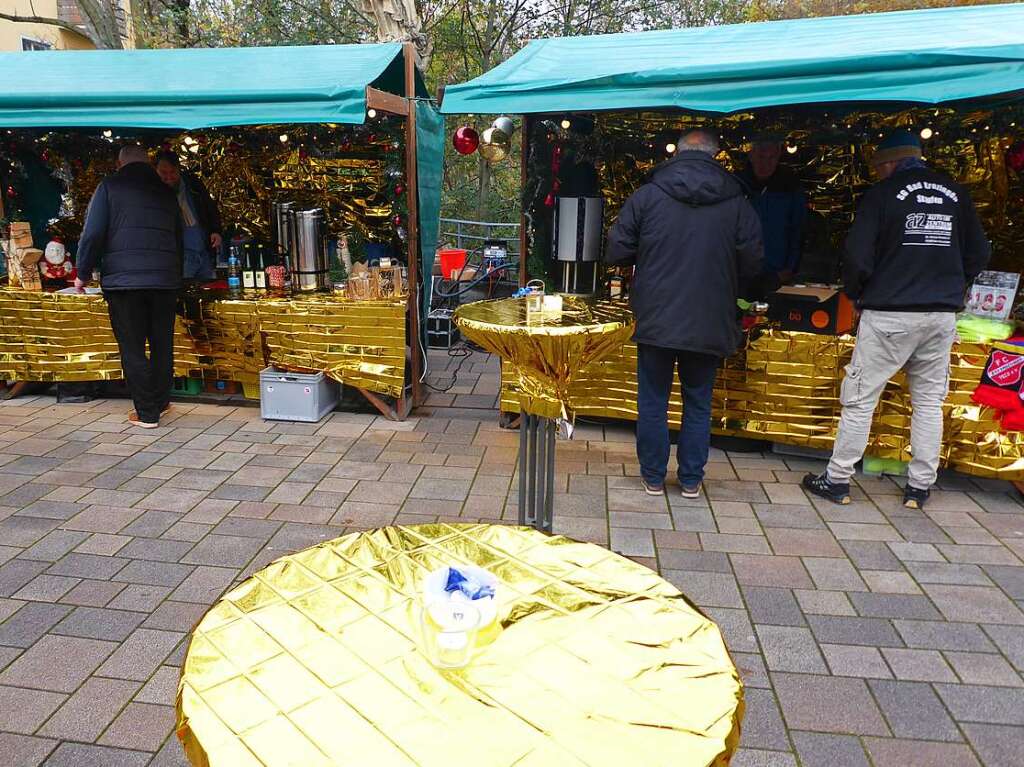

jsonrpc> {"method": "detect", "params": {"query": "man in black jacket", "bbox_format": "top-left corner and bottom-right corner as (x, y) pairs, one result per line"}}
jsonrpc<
(155, 150), (223, 280)
(804, 130), (990, 510)
(607, 129), (763, 498)
(75, 145), (184, 428)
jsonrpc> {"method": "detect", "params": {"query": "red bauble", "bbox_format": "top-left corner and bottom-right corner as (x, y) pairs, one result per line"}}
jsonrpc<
(453, 126), (480, 155)
(1008, 141), (1024, 174)
(394, 183), (405, 196)
(40, 149), (51, 162)
(544, 192), (555, 207)
(393, 214), (403, 227)
(5, 185), (15, 199)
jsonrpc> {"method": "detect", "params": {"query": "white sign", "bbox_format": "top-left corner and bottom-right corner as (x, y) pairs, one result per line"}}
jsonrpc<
(967, 271), (1020, 321)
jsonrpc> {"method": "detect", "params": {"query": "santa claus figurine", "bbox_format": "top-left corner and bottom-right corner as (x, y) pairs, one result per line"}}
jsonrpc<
(40, 238), (75, 282)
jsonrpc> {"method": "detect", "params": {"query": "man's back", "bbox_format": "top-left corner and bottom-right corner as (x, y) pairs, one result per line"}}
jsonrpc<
(606, 151), (763, 358)
(845, 164), (989, 311)
(76, 162), (182, 291)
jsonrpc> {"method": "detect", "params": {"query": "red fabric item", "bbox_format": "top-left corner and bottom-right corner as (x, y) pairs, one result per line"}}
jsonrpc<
(973, 382), (1024, 413)
(1002, 407), (1024, 431)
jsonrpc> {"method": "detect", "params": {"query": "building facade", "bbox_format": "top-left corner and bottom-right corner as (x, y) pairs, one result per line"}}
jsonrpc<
(0, 0), (133, 51)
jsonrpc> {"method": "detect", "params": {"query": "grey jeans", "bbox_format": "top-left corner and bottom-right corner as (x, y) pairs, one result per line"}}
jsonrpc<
(827, 310), (956, 490)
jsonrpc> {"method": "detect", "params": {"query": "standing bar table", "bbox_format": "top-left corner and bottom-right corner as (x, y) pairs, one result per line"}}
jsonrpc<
(176, 523), (743, 767)
(454, 297), (634, 531)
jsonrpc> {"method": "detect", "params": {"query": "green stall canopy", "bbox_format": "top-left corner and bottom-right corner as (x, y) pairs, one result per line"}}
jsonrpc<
(441, 4), (1024, 116)
(0, 42), (422, 129)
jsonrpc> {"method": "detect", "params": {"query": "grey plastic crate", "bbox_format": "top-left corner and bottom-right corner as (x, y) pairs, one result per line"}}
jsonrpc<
(259, 367), (340, 423)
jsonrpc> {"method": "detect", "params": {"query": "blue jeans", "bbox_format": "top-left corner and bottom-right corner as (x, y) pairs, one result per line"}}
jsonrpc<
(637, 344), (720, 486)
(183, 225), (213, 280)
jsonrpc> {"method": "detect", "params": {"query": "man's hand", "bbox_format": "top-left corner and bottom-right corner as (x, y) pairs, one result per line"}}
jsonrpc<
(73, 277), (86, 293)
(210, 233), (223, 251)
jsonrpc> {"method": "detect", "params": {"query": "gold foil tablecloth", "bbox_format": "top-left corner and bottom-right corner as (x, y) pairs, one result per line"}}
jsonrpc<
(501, 327), (1024, 480)
(0, 288), (407, 397)
(176, 523), (742, 767)
(454, 297), (635, 419)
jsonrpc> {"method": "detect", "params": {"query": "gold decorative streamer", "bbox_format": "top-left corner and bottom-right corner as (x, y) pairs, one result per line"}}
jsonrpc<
(563, 106), (1024, 270)
(176, 523), (743, 767)
(0, 287), (406, 397)
(500, 327), (1024, 480)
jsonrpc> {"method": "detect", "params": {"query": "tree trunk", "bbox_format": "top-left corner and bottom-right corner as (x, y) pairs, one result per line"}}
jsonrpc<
(475, 0), (499, 220)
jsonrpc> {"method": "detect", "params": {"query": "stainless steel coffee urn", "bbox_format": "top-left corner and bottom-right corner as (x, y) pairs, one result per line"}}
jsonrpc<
(288, 208), (330, 292)
(553, 196), (604, 294)
(271, 201), (295, 262)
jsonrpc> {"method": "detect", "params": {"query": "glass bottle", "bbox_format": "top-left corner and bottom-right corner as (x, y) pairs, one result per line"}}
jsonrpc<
(227, 245), (242, 296)
(254, 244), (267, 290)
(242, 243), (255, 290)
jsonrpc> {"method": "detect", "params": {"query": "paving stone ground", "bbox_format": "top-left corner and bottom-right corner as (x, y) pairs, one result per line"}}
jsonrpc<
(1, 350), (1023, 766)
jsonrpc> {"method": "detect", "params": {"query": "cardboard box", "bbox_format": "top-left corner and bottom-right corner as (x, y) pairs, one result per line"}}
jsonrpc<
(768, 285), (855, 335)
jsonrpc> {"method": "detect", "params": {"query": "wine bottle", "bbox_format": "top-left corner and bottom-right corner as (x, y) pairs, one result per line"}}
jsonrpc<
(254, 244), (267, 290)
(242, 243), (255, 289)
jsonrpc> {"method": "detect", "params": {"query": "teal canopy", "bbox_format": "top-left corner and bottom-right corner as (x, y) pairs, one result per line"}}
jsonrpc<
(0, 43), (416, 129)
(442, 4), (1024, 116)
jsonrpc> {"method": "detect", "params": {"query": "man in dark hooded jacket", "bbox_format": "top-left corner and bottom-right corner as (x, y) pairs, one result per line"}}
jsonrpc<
(607, 129), (763, 498)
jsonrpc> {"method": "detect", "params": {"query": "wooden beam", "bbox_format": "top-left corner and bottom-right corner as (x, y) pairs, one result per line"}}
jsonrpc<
(366, 87), (409, 117)
(355, 387), (403, 421)
(403, 41), (423, 408)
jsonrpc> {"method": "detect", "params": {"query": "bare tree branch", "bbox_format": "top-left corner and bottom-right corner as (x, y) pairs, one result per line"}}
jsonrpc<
(0, 11), (95, 41)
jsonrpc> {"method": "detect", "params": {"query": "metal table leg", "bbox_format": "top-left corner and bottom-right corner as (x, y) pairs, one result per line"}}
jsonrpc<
(517, 410), (556, 532)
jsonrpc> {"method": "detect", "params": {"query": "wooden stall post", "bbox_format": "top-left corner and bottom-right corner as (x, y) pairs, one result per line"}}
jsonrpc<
(403, 41), (423, 411)
(519, 114), (531, 288)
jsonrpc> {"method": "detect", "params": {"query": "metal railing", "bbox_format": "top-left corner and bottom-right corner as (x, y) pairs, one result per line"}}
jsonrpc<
(439, 218), (520, 259)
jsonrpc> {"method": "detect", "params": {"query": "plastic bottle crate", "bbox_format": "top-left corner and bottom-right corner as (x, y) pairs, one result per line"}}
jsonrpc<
(259, 367), (339, 422)
(171, 377), (202, 396)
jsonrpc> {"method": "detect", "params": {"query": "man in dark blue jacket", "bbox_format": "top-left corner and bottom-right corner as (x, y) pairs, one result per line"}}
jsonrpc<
(75, 145), (183, 428)
(155, 151), (223, 279)
(607, 129), (763, 498)
(738, 136), (807, 288)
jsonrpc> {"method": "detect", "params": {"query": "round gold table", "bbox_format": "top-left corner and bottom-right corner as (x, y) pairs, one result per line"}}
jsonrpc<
(176, 524), (743, 767)
(454, 297), (634, 530)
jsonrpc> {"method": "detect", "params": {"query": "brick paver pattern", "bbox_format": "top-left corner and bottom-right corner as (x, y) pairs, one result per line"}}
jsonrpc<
(1, 351), (1023, 766)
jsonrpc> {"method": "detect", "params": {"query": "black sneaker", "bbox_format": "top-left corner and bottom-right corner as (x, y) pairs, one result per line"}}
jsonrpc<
(802, 473), (851, 505)
(903, 485), (930, 510)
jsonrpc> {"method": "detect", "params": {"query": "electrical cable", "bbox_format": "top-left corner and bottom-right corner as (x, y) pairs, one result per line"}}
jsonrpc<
(433, 261), (518, 299)
(423, 344), (474, 393)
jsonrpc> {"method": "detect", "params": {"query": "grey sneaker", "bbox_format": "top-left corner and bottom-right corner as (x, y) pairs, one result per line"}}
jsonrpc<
(680, 482), (702, 499)
(641, 479), (665, 496)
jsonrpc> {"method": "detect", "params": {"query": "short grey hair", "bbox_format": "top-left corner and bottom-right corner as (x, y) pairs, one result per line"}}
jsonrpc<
(677, 128), (720, 156)
(118, 144), (148, 165)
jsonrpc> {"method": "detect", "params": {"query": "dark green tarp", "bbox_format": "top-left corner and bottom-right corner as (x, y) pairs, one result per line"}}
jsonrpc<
(415, 101), (445, 326)
(0, 43), (410, 129)
(442, 4), (1024, 115)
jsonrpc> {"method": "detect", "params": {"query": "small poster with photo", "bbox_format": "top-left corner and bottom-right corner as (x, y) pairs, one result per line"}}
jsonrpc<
(967, 271), (1020, 321)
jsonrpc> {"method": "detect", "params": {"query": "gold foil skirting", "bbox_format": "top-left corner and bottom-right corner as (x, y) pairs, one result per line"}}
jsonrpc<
(176, 523), (743, 767)
(454, 297), (635, 419)
(501, 328), (1024, 480)
(0, 288), (407, 397)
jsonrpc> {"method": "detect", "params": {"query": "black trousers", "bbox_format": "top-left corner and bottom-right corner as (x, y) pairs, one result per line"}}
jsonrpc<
(105, 289), (178, 423)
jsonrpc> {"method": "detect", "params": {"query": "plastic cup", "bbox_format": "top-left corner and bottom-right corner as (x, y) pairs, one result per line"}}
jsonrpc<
(420, 599), (480, 668)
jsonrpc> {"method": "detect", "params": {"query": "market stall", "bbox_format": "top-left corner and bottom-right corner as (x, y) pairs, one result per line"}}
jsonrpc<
(0, 42), (444, 419)
(441, 4), (1024, 479)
